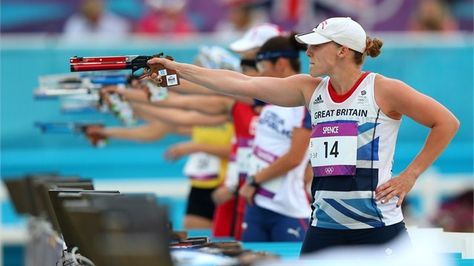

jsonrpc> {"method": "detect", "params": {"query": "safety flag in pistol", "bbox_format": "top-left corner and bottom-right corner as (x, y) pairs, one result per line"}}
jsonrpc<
(34, 122), (107, 148)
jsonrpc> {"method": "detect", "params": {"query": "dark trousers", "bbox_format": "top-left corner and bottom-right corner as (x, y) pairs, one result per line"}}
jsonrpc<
(300, 222), (411, 256)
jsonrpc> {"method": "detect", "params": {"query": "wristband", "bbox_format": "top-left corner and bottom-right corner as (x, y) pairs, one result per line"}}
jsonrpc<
(247, 175), (260, 188)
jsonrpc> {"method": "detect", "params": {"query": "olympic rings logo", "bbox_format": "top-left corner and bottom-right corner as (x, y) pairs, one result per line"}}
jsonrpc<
(324, 167), (334, 175)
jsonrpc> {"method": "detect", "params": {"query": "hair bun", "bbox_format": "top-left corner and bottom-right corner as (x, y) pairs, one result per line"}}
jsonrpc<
(365, 37), (383, 57)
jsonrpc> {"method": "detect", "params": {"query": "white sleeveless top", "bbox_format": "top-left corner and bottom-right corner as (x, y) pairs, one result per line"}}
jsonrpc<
(249, 104), (312, 218)
(307, 73), (403, 229)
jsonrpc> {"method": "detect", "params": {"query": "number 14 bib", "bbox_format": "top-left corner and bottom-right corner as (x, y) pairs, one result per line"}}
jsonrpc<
(309, 121), (358, 177)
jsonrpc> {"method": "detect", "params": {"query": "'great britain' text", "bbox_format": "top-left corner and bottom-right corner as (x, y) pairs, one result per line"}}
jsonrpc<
(314, 109), (367, 119)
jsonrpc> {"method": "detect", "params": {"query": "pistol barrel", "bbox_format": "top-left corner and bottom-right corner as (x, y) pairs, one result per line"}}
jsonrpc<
(70, 56), (140, 72)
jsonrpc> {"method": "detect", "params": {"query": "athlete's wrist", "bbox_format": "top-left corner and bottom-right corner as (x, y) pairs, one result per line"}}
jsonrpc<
(401, 168), (421, 180)
(247, 175), (260, 188)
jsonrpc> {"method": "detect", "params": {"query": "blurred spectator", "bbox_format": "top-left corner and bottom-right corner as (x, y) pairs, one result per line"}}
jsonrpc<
(446, 0), (474, 31)
(431, 190), (473, 232)
(214, 0), (269, 39)
(268, 0), (313, 31)
(62, 0), (131, 41)
(408, 0), (459, 32)
(135, 0), (196, 35)
(228, 23), (280, 52)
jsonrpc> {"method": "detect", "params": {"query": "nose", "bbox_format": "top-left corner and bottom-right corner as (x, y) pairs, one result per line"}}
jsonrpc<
(305, 46), (312, 57)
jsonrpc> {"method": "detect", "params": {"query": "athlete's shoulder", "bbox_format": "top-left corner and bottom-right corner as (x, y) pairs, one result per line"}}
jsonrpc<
(288, 74), (322, 85)
(374, 74), (408, 90)
(287, 74), (323, 97)
(373, 73), (420, 117)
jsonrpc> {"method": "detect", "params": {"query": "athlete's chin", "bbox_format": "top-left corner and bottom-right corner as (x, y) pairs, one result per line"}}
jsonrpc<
(309, 68), (322, 77)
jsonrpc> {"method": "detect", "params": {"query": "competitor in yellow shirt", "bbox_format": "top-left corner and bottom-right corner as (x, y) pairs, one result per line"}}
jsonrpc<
(166, 124), (233, 228)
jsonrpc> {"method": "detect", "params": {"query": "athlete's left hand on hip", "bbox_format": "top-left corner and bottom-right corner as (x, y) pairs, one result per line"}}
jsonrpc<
(375, 174), (417, 207)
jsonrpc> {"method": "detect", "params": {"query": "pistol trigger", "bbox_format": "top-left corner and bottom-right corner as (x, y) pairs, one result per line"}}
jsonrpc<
(137, 73), (148, 81)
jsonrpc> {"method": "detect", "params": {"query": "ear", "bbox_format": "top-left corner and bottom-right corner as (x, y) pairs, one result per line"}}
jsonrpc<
(275, 58), (288, 71)
(337, 46), (351, 57)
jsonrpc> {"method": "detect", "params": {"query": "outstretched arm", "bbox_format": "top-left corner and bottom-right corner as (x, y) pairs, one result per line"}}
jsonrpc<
(170, 79), (256, 104)
(121, 90), (234, 115)
(375, 76), (460, 207)
(148, 58), (319, 107)
(114, 81), (252, 111)
(131, 102), (230, 127)
(151, 93), (234, 115)
(86, 121), (189, 142)
(169, 79), (219, 95)
(166, 141), (231, 161)
(114, 88), (149, 103)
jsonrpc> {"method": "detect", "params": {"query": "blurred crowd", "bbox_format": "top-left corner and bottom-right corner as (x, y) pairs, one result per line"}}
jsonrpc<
(65, 0), (469, 36)
(2, 0), (473, 39)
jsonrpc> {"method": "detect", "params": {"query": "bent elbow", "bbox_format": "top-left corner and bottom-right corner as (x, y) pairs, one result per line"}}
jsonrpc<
(454, 117), (460, 131)
(433, 114), (460, 138)
(450, 116), (460, 135)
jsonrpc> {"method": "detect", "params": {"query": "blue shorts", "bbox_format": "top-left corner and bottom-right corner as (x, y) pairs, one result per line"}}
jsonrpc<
(300, 221), (410, 255)
(242, 204), (309, 242)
